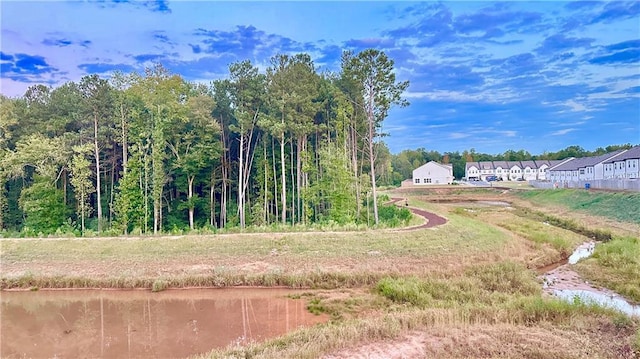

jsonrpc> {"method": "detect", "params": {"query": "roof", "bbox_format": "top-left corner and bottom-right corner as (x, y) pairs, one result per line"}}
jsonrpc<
(534, 160), (552, 168)
(466, 159), (568, 170)
(506, 161), (522, 169)
(603, 146), (640, 163)
(551, 150), (625, 171)
(520, 160), (536, 168)
(414, 161), (453, 173)
(465, 162), (479, 170)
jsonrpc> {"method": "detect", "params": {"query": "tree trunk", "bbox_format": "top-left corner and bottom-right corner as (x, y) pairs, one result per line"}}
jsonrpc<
(290, 139), (295, 224)
(280, 131), (286, 225)
(367, 92), (379, 225)
(210, 170), (216, 227)
(263, 144), (268, 224)
(80, 194), (85, 234)
(238, 131), (245, 228)
(121, 103), (128, 173)
(188, 175), (194, 230)
(94, 113), (102, 233)
(296, 136), (302, 224)
(143, 147), (149, 234)
(350, 125), (361, 217)
(272, 136), (278, 222)
(221, 162), (227, 228)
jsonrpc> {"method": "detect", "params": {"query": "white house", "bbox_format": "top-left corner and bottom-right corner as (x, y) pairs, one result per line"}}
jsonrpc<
(603, 146), (640, 179)
(507, 161), (523, 181)
(492, 161), (508, 180)
(533, 160), (559, 180)
(465, 162), (481, 180)
(412, 161), (454, 185)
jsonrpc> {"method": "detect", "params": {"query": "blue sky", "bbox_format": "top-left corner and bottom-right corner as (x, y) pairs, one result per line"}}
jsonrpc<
(1, 1), (639, 155)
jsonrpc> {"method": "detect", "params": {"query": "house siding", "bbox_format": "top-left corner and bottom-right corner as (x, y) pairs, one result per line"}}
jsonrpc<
(413, 161), (454, 185)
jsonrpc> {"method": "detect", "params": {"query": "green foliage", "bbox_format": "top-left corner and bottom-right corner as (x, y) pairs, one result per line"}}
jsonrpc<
(514, 206), (613, 241)
(151, 279), (168, 292)
(69, 145), (95, 233)
(19, 176), (69, 234)
(586, 236), (640, 302)
(377, 262), (539, 309)
(377, 205), (412, 227)
(113, 153), (146, 234)
(307, 143), (357, 224)
(464, 262), (539, 295)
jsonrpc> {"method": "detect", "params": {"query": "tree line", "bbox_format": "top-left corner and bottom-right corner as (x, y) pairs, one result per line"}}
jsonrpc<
(0, 49), (410, 235)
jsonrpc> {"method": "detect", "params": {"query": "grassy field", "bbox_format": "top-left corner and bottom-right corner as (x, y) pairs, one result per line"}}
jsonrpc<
(2, 186), (639, 358)
(517, 188), (640, 224)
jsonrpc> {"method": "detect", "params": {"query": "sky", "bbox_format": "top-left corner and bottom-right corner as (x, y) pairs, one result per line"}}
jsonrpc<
(1, 1), (639, 155)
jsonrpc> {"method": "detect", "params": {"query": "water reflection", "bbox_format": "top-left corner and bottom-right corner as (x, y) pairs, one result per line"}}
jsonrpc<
(1, 288), (328, 358)
(567, 241), (595, 264)
(553, 289), (640, 317)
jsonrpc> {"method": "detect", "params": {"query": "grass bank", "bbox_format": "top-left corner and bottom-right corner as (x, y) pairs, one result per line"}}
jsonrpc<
(1, 211), (513, 290)
(576, 236), (640, 303)
(516, 189), (640, 224)
(200, 262), (639, 358)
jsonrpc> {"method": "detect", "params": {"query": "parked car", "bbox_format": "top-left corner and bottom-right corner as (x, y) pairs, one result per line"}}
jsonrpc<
(486, 175), (498, 182)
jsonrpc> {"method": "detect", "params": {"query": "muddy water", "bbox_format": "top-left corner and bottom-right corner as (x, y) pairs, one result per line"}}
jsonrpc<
(1, 288), (328, 358)
(542, 242), (640, 317)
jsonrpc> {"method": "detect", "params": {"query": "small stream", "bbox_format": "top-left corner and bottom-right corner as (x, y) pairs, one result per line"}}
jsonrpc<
(542, 242), (640, 317)
(0, 288), (328, 358)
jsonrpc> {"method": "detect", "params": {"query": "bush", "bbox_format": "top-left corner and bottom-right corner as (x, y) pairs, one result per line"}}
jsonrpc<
(377, 205), (412, 227)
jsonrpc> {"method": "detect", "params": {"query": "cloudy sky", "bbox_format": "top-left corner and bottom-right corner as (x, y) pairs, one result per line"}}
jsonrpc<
(1, 1), (639, 155)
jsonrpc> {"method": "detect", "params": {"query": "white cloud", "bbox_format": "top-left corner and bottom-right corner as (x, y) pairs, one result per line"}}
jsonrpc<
(449, 132), (471, 139)
(550, 128), (576, 136)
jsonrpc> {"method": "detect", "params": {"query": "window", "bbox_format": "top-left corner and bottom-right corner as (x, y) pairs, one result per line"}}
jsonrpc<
(579, 169), (585, 175)
(425, 178), (432, 183)
(414, 178), (420, 184)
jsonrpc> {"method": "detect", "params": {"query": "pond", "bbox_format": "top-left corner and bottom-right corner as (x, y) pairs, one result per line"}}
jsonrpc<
(1, 288), (328, 358)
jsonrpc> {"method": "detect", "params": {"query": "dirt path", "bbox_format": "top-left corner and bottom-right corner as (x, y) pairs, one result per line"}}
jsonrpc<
(2, 200), (447, 242)
(389, 197), (448, 230)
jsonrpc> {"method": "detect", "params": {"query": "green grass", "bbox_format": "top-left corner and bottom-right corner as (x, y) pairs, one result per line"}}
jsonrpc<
(513, 206), (613, 241)
(496, 214), (587, 255)
(517, 189), (640, 224)
(1, 209), (514, 290)
(576, 236), (640, 302)
(376, 262), (541, 309)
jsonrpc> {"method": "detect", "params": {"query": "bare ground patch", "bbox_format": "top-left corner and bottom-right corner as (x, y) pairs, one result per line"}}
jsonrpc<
(323, 322), (637, 359)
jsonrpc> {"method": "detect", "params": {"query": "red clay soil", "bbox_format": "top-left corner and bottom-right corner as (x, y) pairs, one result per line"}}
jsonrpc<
(390, 198), (448, 230)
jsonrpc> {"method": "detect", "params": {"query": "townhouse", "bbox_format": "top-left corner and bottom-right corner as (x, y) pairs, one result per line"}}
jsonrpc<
(602, 146), (640, 179)
(465, 159), (563, 181)
(549, 147), (640, 184)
